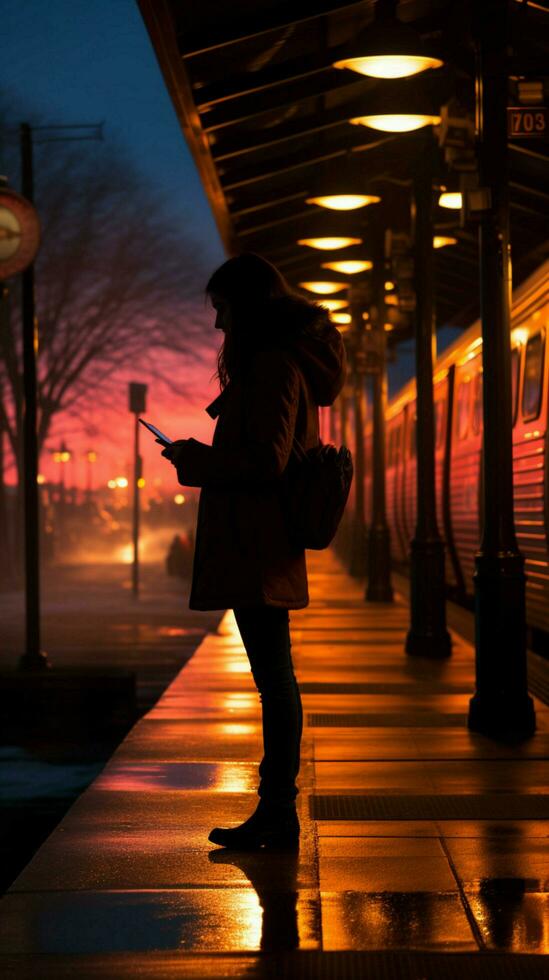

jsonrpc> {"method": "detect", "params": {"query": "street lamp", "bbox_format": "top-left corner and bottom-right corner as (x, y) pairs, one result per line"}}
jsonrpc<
(322, 259), (373, 274)
(350, 113), (441, 132)
(298, 236), (362, 250)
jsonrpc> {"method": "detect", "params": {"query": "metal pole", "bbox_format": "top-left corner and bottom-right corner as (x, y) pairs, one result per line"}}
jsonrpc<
(468, 0), (535, 738)
(348, 288), (368, 578)
(405, 134), (451, 659)
(18, 123), (48, 670)
(366, 230), (394, 602)
(132, 413), (141, 597)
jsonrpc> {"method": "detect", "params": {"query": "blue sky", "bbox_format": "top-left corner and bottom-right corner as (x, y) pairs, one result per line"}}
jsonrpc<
(2, 0), (225, 267)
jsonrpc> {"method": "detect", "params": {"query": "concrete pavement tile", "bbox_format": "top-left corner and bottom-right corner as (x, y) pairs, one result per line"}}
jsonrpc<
(320, 891), (477, 950)
(93, 762), (260, 793)
(412, 731), (549, 759)
(465, 891), (549, 952)
(317, 821), (439, 837)
(114, 720), (263, 762)
(0, 888), (320, 953)
(9, 825), (317, 891)
(313, 729), (421, 760)
(318, 837), (456, 892)
(443, 837), (549, 891)
(425, 760), (549, 794)
(436, 821), (549, 838)
(314, 761), (436, 792)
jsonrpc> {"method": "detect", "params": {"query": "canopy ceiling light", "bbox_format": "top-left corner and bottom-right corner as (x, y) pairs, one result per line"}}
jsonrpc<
(298, 236), (362, 250)
(438, 190), (463, 209)
(320, 298), (349, 312)
(333, 6), (443, 80)
(306, 193), (380, 211)
(331, 312), (352, 324)
(306, 155), (382, 212)
(351, 113), (440, 132)
(433, 235), (458, 248)
(322, 259), (373, 274)
(299, 281), (349, 294)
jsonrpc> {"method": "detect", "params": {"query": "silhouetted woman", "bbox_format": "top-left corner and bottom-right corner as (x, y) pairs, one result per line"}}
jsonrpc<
(162, 253), (346, 848)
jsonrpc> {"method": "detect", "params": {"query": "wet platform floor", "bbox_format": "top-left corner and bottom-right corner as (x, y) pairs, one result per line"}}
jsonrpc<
(1, 548), (548, 978)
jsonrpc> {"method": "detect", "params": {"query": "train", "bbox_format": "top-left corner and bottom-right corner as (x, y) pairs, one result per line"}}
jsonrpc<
(337, 258), (549, 648)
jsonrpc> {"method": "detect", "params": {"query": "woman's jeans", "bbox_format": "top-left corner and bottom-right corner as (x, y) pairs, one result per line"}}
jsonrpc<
(233, 606), (303, 808)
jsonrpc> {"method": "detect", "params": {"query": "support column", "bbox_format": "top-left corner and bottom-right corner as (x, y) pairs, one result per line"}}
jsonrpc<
(366, 234), (394, 602)
(405, 137), (451, 659)
(468, 0), (535, 738)
(348, 290), (368, 578)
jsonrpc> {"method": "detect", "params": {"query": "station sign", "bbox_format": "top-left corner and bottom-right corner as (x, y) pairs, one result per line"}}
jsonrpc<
(507, 106), (548, 139)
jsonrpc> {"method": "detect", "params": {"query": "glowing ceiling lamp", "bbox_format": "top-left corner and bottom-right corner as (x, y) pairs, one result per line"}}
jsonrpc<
(438, 191), (463, 209)
(299, 281), (348, 295)
(331, 312), (352, 325)
(350, 114), (440, 132)
(333, 12), (443, 80)
(320, 298), (349, 312)
(322, 259), (373, 274)
(306, 193), (381, 211)
(298, 236), (362, 250)
(433, 235), (458, 248)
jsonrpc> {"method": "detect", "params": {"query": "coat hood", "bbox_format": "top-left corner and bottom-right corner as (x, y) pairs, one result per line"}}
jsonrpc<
(258, 295), (346, 407)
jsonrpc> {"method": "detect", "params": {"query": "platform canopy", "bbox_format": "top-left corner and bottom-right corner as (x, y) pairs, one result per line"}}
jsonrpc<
(138, 0), (549, 343)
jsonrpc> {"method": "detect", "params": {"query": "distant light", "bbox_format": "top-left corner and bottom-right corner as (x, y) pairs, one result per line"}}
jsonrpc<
(433, 235), (458, 248)
(322, 259), (373, 274)
(335, 54), (443, 79)
(511, 327), (529, 346)
(438, 191), (462, 210)
(384, 322), (394, 331)
(37, 474), (46, 485)
(299, 281), (348, 295)
(137, 477), (146, 489)
(331, 312), (352, 325)
(351, 114), (441, 132)
(384, 280), (395, 290)
(306, 194), (380, 211)
(321, 298), (349, 312)
(363, 311), (370, 321)
(86, 450), (97, 462)
(298, 236), (362, 250)
(115, 476), (128, 488)
(107, 479), (117, 489)
(174, 493), (185, 505)
(385, 294), (398, 305)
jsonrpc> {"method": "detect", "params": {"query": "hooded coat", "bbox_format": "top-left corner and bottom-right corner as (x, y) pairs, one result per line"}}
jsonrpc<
(172, 298), (347, 610)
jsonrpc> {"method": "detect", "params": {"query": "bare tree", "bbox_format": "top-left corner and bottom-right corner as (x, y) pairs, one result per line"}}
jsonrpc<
(0, 122), (216, 482)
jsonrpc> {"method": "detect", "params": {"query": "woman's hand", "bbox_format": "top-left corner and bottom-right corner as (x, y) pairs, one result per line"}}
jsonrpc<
(158, 439), (188, 466)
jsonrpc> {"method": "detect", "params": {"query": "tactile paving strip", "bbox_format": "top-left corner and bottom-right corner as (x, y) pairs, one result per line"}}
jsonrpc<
(308, 713), (468, 727)
(311, 794), (549, 820)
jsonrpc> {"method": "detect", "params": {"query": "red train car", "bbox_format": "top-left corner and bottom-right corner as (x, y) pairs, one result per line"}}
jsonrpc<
(382, 259), (549, 639)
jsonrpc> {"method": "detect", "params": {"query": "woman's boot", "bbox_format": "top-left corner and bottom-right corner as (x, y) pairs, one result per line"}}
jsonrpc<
(208, 798), (300, 850)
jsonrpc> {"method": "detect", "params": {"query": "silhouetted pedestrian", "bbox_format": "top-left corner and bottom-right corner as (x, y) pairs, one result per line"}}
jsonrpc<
(161, 253), (346, 848)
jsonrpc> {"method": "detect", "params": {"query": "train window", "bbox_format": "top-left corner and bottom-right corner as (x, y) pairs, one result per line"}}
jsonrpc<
(522, 332), (545, 421)
(456, 378), (471, 440)
(511, 347), (520, 426)
(471, 372), (483, 435)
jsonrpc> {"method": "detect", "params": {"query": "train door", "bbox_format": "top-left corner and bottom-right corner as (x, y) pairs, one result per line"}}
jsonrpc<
(401, 401), (417, 559)
(512, 311), (548, 635)
(449, 354), (482, 594)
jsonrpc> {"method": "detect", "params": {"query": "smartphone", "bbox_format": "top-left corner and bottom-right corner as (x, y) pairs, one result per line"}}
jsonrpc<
(138, 419), (173, 447)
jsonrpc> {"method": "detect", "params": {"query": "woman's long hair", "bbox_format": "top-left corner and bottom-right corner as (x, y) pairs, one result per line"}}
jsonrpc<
(206, 253), (326, 389)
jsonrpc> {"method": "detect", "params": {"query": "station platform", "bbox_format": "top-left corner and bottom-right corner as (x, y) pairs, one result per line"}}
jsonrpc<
(1, 548), (548, 979)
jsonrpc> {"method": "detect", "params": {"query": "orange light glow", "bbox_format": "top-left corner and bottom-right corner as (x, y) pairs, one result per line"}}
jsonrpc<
(174, 493), (185, 505)
(334, 54), (443, 79)
(320, 298), (349, 312)
(36, 474), (46, 484)
(433, 235), (458, 248)
(306, 193), (380, 210)
(331, 312), (352, 325)
(439, 191), (462, 209)
(322, 259), (373, 274)
(351, 114), (441, 132)
(298, 236), (362, 250)
(299, 281), (348, 295)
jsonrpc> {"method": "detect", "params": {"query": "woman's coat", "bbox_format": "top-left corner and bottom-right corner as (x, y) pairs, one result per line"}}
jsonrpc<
(172, 313), (347, 610)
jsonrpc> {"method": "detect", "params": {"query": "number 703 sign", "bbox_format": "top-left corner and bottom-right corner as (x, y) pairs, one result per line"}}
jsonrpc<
(507, 106), (548, 138)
